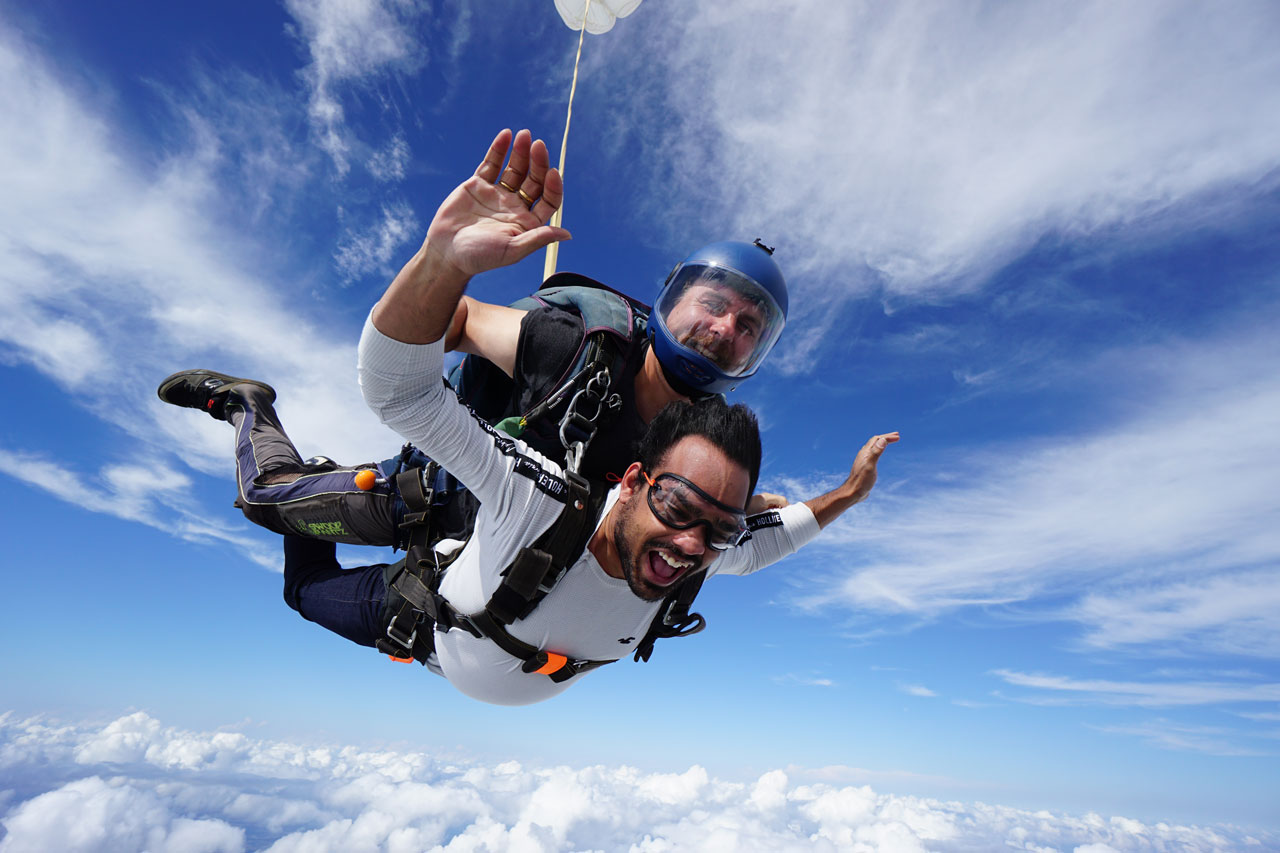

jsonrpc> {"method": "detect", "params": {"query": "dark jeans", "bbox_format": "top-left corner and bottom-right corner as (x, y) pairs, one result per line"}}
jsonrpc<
(223, 384), (476, 651)
(282, 537), (387, 648)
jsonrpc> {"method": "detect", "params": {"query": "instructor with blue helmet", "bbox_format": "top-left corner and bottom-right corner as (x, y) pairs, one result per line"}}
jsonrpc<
(650, 239), (789, 395)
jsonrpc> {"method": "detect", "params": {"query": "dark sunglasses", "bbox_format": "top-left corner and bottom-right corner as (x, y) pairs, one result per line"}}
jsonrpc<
(641, 471), (749, 550)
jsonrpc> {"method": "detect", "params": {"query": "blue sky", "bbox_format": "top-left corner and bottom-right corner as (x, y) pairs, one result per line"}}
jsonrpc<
(2, 0), (1279, 849)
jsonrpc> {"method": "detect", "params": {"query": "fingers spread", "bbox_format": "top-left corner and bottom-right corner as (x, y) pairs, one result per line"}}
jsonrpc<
(498, 129), (533, 191)
(530, 166), (563, 222)
(519, 138), (553, 202)
(474, 129), (512, 183)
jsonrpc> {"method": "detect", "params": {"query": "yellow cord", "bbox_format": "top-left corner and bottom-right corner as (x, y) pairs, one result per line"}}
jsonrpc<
(543, 0), (592, 281)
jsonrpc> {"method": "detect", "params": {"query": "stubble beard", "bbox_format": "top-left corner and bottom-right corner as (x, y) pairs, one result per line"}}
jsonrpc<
(613, 498), (675, 603)
(679, 329), (738, 372)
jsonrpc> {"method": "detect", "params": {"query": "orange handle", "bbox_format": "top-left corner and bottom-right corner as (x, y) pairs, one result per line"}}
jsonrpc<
(532, 652), (568, 675)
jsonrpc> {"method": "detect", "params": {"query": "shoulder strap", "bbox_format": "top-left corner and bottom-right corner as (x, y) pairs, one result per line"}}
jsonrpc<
(454, 475), (619, 683)
(483, 472), (607, 625)
(520, 272), (651, 338)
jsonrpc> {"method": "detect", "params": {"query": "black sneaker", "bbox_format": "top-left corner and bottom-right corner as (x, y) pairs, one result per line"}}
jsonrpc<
(157, 370), (276, 421)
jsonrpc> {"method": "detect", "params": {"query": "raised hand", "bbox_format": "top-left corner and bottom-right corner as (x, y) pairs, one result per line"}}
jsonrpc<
(803, 432), (900, 529)
(844, 432), (900, 504)
(374, 129), (572, 344)
(425, 129), (572, 278)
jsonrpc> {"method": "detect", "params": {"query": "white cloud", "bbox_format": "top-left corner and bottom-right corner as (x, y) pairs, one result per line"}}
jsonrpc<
(367, 134), (411, 182)
(795, 326), (1280, 657)
(1092, 720), (1275, 758)
(2, 711), (1272, 852)
(335, 201), (420, 282)
(0, 772), (243, 853)
(0, 447), (280, 570)
(284, 0), (430, 175)
(993, 670), (1280, 709)
(0, 23), (383, 425)
(898, 684), (937, 698)
(0, 22), (410, 559)
(600, 0), (1280, 330)
(1238, 711), (1280, 723)
(773, 673), (835, 688)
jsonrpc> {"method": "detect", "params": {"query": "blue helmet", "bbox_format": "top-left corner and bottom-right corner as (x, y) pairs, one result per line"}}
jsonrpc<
(648, 239), (789, 394)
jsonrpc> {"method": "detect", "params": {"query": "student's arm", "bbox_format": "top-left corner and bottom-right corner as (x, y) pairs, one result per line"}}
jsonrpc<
(370, 128), (569, 346)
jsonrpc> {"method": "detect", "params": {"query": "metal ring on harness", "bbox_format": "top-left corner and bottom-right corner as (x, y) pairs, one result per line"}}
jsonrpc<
(558, 368), (612, 477)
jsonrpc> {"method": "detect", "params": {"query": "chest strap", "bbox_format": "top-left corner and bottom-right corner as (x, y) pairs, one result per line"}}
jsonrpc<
(381, 470), (618, 682)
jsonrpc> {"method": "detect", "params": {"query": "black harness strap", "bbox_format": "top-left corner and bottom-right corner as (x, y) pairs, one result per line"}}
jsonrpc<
(379, 466), (619, 682)
(454, 472), (616, 681)
(378, 461), (443, 663)
(634, 572), (708, 663)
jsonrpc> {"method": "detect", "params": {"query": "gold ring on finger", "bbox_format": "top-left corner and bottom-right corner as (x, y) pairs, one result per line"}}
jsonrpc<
(517, 188), (536, 206)
(497, 180), (519, 193)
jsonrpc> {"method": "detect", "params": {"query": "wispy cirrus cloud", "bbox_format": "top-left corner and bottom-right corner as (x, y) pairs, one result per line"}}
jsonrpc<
(0, 22), (401, 548)
(773, 673), (836, 688)
(334, 200), (420, 282)
(1092, 719), (1277, 758)
(0, 449), (278, 570)
(795, 321), (1280, 658)
(596, 0), (1280, 361)
(993, 670), (1280, 708)
(898, 683), (937, 698)
(283, 0), (430, 176)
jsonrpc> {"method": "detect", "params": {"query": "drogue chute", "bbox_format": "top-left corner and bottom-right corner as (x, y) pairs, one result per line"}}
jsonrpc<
(553, 0), (643, 34)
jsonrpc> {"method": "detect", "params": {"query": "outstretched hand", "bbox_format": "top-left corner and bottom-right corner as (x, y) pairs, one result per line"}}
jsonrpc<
(747, 492), (790, 514)
(844, 432), (900, 504)
(425, 129), (572, 278)
(803, 432), (900, 529)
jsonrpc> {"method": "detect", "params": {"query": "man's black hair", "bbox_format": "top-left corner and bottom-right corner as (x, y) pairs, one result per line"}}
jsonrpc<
(635, 396), (762, 500)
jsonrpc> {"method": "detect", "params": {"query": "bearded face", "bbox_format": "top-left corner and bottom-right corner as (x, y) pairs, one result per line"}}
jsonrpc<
(662, 282), (765, 373)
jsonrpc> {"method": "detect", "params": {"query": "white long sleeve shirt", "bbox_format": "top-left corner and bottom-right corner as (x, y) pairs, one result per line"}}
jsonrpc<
(358, 316), (821, 705)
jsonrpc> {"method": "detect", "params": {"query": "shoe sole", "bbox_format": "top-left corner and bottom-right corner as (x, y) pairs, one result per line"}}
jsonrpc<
(157, 369), (277, 406)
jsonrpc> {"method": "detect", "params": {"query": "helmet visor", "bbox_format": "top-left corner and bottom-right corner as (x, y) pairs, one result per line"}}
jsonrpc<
(655, 263), (786, 378)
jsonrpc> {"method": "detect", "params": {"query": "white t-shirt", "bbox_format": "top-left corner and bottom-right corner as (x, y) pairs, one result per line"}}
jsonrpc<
(358, 316), (821, 705)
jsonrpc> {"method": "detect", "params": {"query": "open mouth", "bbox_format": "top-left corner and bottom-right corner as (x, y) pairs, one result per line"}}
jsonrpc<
(645, 549), (696, 586)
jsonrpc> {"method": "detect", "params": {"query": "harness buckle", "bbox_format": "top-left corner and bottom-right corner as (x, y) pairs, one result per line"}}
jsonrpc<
(385, 612), (419, 651)
(441, 607), (484, 639)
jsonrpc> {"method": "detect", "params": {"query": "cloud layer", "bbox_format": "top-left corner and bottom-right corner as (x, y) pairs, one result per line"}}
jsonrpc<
(1, 711), (1270, 852)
